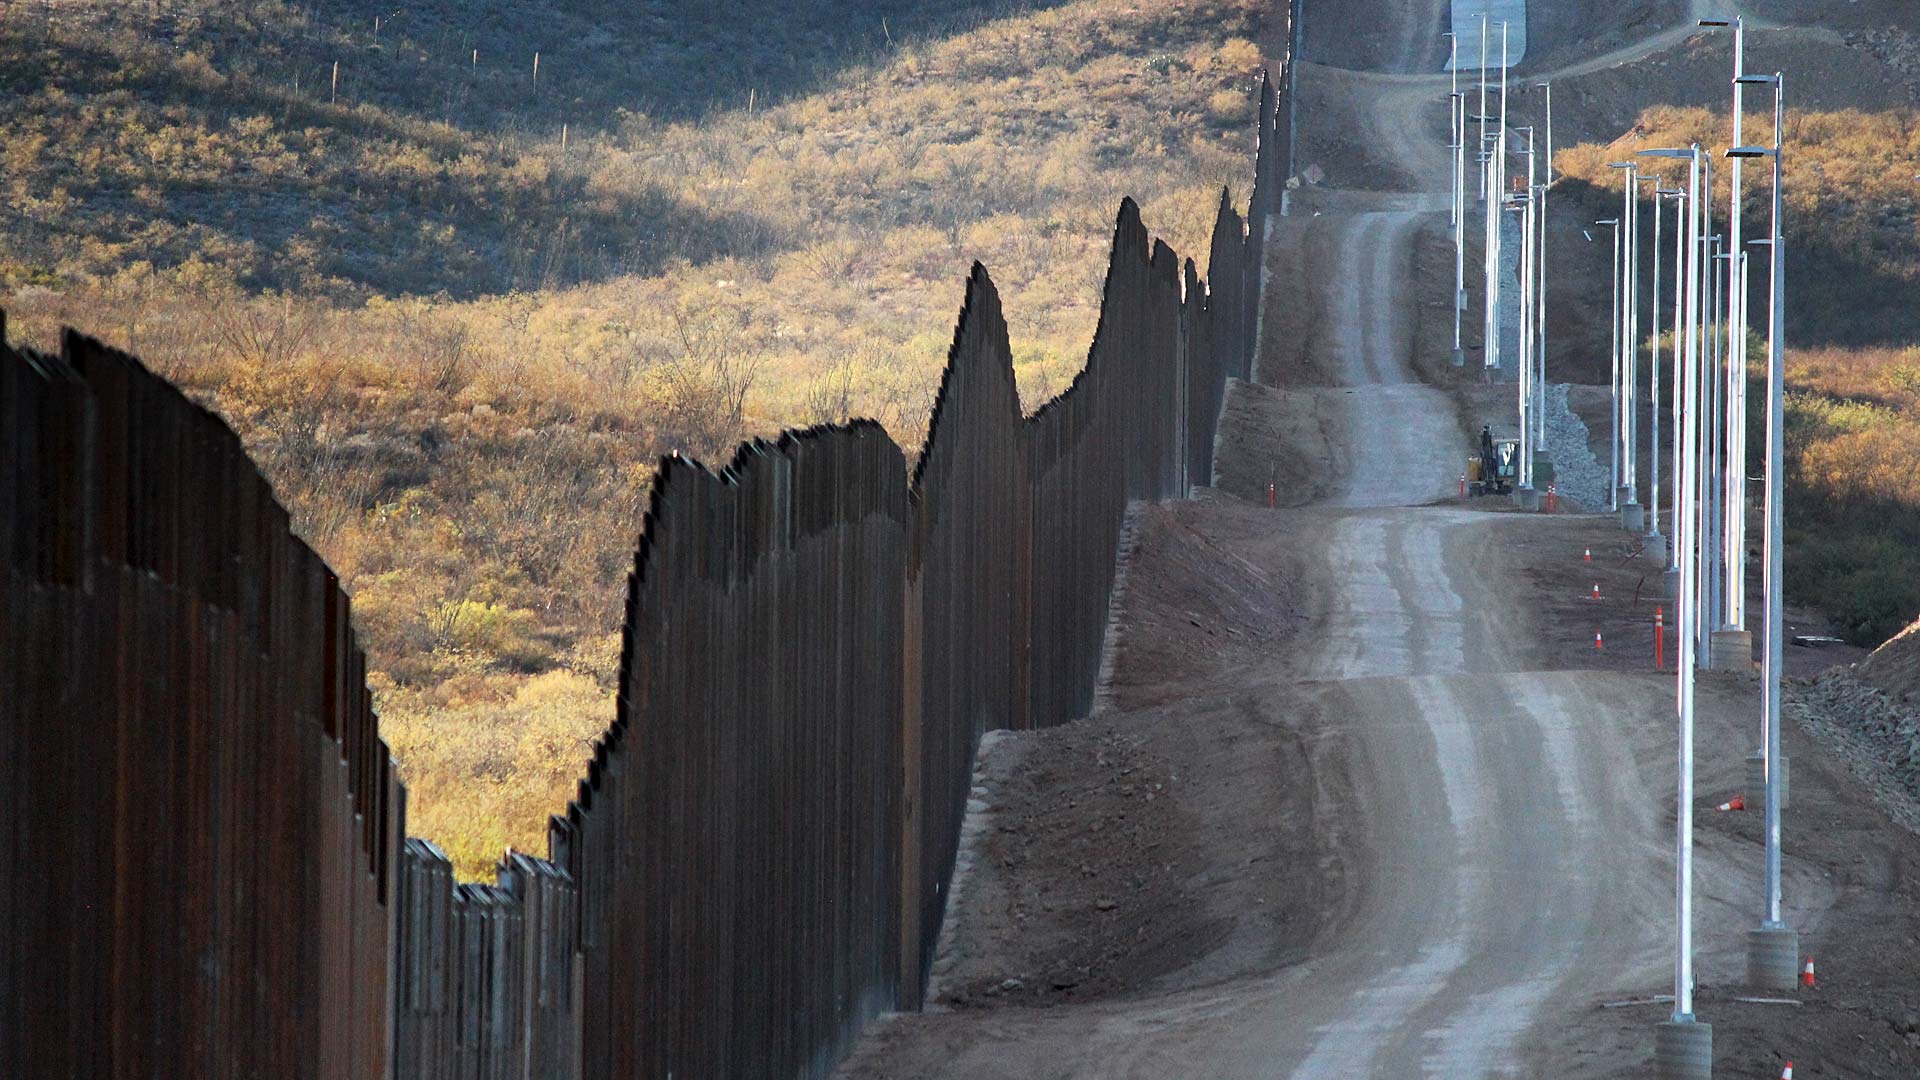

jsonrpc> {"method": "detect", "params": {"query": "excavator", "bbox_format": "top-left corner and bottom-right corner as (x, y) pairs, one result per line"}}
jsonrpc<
(1465, 424), (1519, 496)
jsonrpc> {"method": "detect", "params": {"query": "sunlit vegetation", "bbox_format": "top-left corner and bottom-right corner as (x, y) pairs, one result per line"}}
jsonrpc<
(0, 0), (1270, 876)
(1558, 104), (1920, 347)
(1782, 346), (1920, 645)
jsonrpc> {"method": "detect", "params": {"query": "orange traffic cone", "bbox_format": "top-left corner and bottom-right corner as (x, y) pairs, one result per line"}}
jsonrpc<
(1655, 607), (1666, 670)
(1779, 1063), (1794, 1080)
(1716, 796), (1746, 812)
(1801, 957), (1816, 988)
(1590, 583), (1602, 601)
(1584, 548), (1592, 562)
(1594, 632), (1605, 650)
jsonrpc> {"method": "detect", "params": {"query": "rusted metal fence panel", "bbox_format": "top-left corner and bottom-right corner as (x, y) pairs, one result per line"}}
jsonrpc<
(559, 427), (910, 1080)
(1, 331), (400, 1080)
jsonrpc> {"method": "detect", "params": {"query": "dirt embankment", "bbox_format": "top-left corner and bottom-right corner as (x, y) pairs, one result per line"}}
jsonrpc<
(911, 498), (1336, 1014)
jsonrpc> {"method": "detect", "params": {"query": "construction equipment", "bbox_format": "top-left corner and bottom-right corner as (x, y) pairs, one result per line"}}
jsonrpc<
(1466, 428), (1520, 496)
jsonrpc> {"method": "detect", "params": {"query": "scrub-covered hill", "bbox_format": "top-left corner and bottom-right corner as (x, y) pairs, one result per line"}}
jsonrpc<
(1, 0), (1276, 875)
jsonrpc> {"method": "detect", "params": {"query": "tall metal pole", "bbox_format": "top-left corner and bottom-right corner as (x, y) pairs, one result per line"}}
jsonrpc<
(1711, 238), (1724, 625)
(1537, 82), (1553, 453)
(1489, 19), (1505, 374)
(1625, 164), (1640, 508)
(1638, 143), (1717, 1066)
(1479, 14), (1490, 200)
(1485, 136), (1500, 374)
(1443, 89), (1459, 365)
(1677, 144), (1704, 1024)
(1483, 22), (1509, 378)
(1649, 181), (1667, 542)
(1517, 194), (1534, 489)
(1608, 214), (1622, 510)
(1447, 28), (1462, 367)
(1761, 74), (1787, 936)
(1639, 146), (1713, 1051)
(1447, 34), (1458, 230)
(1727, 19), (1750, 632)
(1698, 141), (1719, 665)
(1733, 71), (1795, 992)
(1514, 128), (1536, 491)
(1670, 192), (1686, 572)
(1451, 90), (1467, 365)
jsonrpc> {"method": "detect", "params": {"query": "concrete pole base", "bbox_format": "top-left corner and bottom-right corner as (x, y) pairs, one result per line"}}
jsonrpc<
(1450, 347), (1466, 367)
(1709, 629), (1754, 673)
(1745, 750), (1790, 811)
(1654, 1019), (1714, 1080)
(1616, 485), (1632, 512)
(1644, 532), (1670, 565)
(1515, 486), (1540, 511)
(1747, 925), (1801, 991)
(1620, 501), (1645, 532)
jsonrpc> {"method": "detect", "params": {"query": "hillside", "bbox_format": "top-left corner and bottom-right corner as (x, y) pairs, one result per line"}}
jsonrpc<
(1, 0), (1273, 876)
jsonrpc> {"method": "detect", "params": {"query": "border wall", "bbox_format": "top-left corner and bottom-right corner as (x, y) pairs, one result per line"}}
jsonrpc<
(2, 325), (402, 1079)
(1, 45), (1292, 1080)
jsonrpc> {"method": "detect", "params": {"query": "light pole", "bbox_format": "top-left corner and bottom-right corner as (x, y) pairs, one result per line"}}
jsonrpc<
(1732, 69), (1797, 994)
(1485, 133), (1500, 376)
(1645, 179), (1674, 566)
(1443, 17), (1459, 368)
(1450, 90), (1468, 366)
(1665, 188), (1687, 581)
(1638, 143), (1712, 1079)
(1609, 161), (1644, 527)
(1482, 21), (1509, 380)
(1704, 17), (1752, 640)
(1509, 125), (1538, 501)
(1479, 13), (1490, 201)
(1704, 230), (1724, 666)
(1446, 32), (1458, 233)
(1597, 206), (1622, 512)
(1508, 194), (1534, 492)
(1535, 82), (1554, 462)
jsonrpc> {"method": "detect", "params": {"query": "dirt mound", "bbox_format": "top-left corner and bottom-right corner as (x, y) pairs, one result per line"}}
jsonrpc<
(1747, 0), (1920, 30)
(912, 498), (1331, 1014)
(1210, 379), (1341, 507)
(1862, 615), (1920, 703)
(1102, 498), (1311, 705)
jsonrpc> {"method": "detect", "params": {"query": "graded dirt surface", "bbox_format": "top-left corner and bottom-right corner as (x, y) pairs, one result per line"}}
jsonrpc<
(838, 1), (1920, 1076)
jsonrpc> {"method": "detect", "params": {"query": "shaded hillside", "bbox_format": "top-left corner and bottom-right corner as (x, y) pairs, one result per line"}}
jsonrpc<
(1, 0), (1087, 298)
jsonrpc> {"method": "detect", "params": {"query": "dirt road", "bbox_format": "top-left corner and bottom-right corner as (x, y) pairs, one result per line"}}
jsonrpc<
(838, 1), (1916, 1076)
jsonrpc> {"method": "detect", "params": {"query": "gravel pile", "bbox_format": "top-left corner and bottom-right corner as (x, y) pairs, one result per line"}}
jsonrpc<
(1789, 669), (1920, 836)
(1541, 383), (1609, 511)
(1491, 212), (1522, 384)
